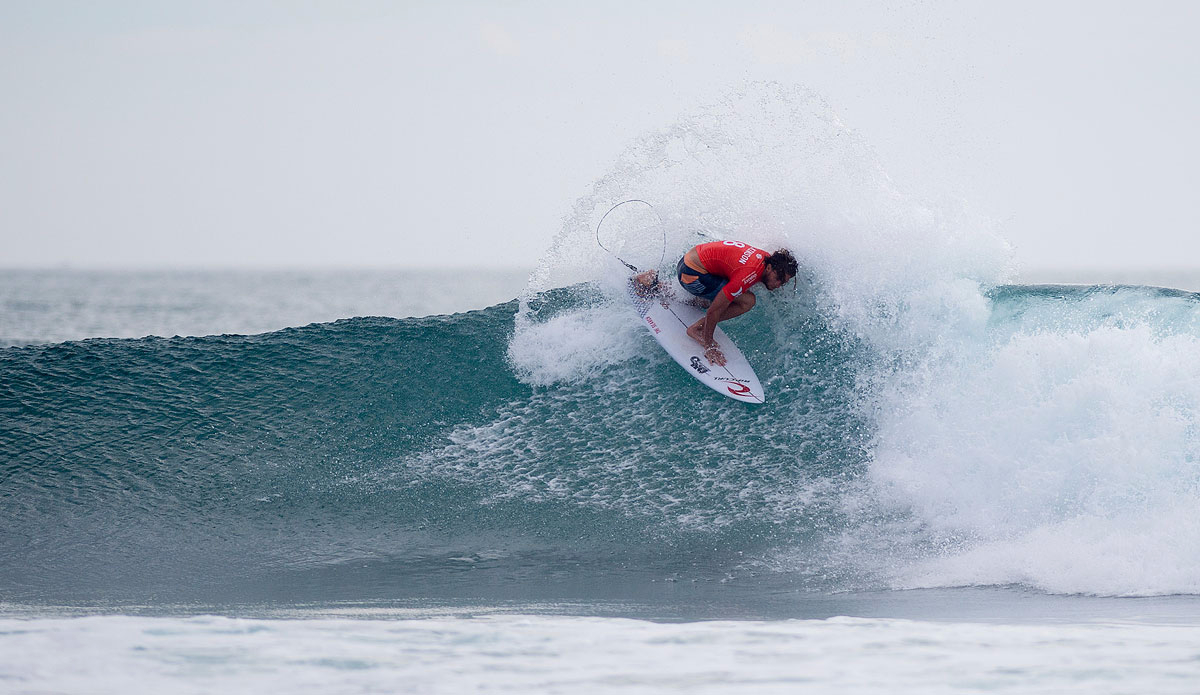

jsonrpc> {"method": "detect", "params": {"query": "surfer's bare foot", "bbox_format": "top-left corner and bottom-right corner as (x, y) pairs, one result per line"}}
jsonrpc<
(687, 322), (707, 345)
(704, 345), (727, 367)
(632, 270), (659, 297)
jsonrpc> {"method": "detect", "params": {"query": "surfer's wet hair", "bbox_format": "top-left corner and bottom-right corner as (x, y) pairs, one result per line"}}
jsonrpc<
(765, 249), (798, 280)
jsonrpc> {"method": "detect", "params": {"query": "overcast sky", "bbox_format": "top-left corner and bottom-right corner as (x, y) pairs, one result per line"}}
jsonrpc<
(2, 1), (1198, 271)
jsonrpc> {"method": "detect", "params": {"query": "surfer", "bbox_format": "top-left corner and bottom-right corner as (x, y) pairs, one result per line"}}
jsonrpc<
(641, 241), (797, 367)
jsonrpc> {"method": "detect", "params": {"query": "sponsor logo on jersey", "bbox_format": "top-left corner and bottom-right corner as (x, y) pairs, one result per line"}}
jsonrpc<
(738, 247), (755, 264)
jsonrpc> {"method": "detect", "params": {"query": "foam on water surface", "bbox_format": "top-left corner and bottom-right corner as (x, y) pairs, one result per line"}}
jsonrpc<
(4, 613), (1200, 695)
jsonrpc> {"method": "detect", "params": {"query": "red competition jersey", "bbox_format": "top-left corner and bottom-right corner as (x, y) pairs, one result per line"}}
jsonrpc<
(696, 241), (768, 301)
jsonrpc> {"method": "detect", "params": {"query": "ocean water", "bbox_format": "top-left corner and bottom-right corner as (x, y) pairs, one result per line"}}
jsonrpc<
(0, 268), (530, 347)
(6, 85), (1200, 692)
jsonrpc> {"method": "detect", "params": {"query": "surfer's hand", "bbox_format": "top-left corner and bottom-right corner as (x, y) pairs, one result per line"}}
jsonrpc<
(704, 345), (726, 366)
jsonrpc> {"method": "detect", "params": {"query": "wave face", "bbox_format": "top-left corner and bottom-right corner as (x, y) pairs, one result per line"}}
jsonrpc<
(0, 297), (867, 604)
(4, 85), (1200, 603)
(5, 283), (1200, 604)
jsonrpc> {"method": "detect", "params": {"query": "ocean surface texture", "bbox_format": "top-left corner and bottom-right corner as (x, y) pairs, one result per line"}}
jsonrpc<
(5, 87), (1200, 693)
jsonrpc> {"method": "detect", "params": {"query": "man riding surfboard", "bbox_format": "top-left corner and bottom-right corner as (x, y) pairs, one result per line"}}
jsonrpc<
(637, 241), (797, 367)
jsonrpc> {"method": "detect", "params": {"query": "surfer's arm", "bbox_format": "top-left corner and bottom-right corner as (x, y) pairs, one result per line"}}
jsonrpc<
(701, 293), (732, 346)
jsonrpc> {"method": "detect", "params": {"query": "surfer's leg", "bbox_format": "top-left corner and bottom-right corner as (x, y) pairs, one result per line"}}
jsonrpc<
(676, 258), (709, 296)
(686, 291), (755, 343)
(705, 292), (756, 324)
(721, 291), (756, 320)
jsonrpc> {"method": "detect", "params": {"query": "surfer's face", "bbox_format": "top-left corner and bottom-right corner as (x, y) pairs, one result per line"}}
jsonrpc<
(763, 266), (791, 291)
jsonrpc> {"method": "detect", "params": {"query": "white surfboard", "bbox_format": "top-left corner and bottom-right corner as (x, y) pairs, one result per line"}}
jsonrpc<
(628, 279), (766, 404)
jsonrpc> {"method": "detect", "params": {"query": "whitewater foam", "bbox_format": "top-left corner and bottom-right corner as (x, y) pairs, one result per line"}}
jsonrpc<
(871, 318), (1200, 595)
(6, 613), (1200, 695)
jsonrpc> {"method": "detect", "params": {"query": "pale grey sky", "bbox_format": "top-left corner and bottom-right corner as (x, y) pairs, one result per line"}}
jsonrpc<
(2, 1), (1198, 271)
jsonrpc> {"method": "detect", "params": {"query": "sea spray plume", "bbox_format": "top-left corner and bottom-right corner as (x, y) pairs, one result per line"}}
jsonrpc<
(521, 83), (881, 299)
(509, 82), (1012, 387)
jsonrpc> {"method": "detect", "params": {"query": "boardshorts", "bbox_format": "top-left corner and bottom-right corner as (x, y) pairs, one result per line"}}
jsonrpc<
(677, 257), (727, 301)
